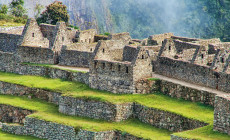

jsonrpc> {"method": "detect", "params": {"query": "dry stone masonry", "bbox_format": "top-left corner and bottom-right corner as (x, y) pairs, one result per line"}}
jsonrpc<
(1, 17), (230, 139)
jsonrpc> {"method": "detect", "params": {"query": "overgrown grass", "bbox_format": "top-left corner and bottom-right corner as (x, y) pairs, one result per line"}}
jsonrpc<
(0, 95), (171, 140)
(0, 129), (41, 140)
(173, 125), (230, 140)
(0, 20), (24, 27)
(0, 71), (213, 124)
(0, 72), (229, 139)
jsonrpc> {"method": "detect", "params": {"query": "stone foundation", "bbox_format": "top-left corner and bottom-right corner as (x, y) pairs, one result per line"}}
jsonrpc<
(213, 95), (230, 135)
(0, 105), (33, 124)
(0, 81), (61, 105)
(155, 79), (216, 106)
(171, 135), (194, 140)
(2, 116), (143, 140)
(134, 104), (207, 132)
(59, 96), (134, 122)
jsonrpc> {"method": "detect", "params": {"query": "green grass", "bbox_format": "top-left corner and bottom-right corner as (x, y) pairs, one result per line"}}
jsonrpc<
(0, 95), (171, 140)
(0, 21), (25, 27)
(173, 125), (230, 140)
(0, 129), (41, 140)
(0, 71), (229, 139)
(0, 71), (213, 124)
(21, 63), (87, 73)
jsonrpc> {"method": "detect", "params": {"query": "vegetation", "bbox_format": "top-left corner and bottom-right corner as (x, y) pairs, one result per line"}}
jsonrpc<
(0, 5), (8, 15)
(34, 3), (44, 19)
(0, 95), (171, 140)
(37, 1), (69, 25)
(173, 125), (230, 140)
(0, 71), (214, 123)
(0, 71), (229, 139)
(68, 25), (79, 30)
(0, 129), (41, 140)
(9, 0), (27, 17)
(0, 0), (27, 26)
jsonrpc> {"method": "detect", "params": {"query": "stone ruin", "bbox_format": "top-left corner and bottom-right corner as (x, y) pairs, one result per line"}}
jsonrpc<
(0, 18), (230, 137)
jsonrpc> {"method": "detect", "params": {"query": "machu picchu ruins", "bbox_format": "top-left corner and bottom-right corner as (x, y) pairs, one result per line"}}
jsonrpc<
(0, 16), (229, 140)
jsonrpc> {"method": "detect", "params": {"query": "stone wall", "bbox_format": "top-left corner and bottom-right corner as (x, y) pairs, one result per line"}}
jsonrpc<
(134, 104), (207, 132)
(59, 96), (134, 122)
(0, 81), (133, 122)
(213, 95), (230, 135)
(148, 33), (173, 45)
(171, 36), (200, 42)
(0, 33), (21, 52)
(20, 18), (49, 47)
(0, 51), (17, 71)
(94, 35), (108, 42)
(0, 54), (89, 85)
(59, 49), (93, 67)
(173, 40), (200, 53)
(76, 29), (96, 44)
(108, 32), (131, 44)
(155, 79), (216, 106)
(0, 105), (33, 124)
(155, 56), (230, 93)
(2, 116), (142, 140)
(17, 46), (55, 64)
(0, 81), (61, 105)
(89, 60), (135, 94)
(94, 40), (127, 61)
(39, 23), (56, 41)
(123, 46), (137, 62)
(170, 135), (191, 140)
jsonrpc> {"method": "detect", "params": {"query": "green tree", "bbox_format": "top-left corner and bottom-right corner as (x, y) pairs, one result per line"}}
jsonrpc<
(34, 3), (44, 19)
(0, 4), (8, 15)
(37, 1), (69, 25)
(9, 0), (27, 17)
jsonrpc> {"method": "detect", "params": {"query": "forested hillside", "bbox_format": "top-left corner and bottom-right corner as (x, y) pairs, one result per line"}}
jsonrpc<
(1, 0), (230, 41)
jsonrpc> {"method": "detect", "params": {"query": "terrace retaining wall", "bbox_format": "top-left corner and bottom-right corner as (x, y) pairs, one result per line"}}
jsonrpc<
(0, 105), (32, 125)
(134, 104), (207, 132)
(2, 116), (143, 140)
(213, 95), (230, 135)
(59, 96), (134, 122)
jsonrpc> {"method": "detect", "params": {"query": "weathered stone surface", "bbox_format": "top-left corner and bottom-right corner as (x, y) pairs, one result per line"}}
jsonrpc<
(171, 135), (195, 140)
(0, 105), (33, 124)
(0, 81), (61, 105)
(134, 104), (207, 132)
(2, 116), (142, 140)
(213, 95), (230, 135)
(59, 96), (134, 122)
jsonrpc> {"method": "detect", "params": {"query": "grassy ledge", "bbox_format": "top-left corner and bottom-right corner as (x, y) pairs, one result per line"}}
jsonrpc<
(173, 125), (230, 140)
(0, 95), (171, 140)
(0, 129), (41, 140)
(0, 71), (214, 124)
(21, 63), (87, 73)
(0, 71), (229, 139)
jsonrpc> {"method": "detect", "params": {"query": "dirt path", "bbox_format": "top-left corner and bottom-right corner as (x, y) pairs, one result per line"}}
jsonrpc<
(53, 65), (89, 72)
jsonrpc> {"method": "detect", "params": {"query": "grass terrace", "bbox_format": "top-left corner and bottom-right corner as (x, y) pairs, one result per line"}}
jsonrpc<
(0, 71), (214, 123)
(0, 71), (229, 139)
(0, 21), (25, 27)
(0, 129), (41, 140)
(0, 95), (171, 140)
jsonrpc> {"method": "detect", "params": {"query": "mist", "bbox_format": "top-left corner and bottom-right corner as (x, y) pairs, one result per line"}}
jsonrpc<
(0, 0), (214, 39)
